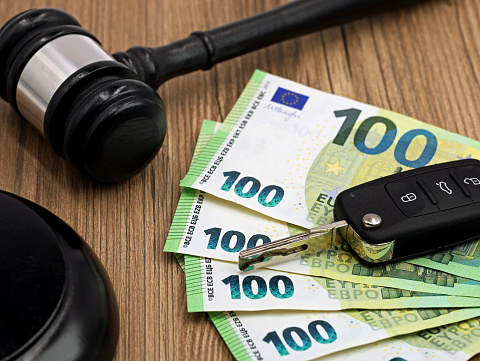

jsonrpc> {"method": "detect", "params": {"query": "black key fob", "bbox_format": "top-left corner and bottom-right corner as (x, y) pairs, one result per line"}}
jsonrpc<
(334, 158), (480, 263)
(0, 191), (118, 360)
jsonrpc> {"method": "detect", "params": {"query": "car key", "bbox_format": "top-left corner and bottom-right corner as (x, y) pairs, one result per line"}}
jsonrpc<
(238, 158), (480, 271)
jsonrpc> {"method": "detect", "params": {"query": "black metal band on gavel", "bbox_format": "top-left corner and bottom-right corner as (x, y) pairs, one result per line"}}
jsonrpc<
(0, 0), (425, 183)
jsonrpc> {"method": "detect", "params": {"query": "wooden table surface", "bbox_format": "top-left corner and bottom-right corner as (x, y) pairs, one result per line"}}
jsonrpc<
(1, 0), (479, 359)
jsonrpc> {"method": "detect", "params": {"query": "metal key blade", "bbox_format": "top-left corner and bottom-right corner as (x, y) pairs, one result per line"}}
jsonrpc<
(238, 220), (349, 271)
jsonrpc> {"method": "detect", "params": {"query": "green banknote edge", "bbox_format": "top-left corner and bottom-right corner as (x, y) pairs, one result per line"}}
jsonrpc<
(181, 70), (266, 188)
(208, 312), (252, 361)
(174, 253), (185, 271)
(165, 119), (220, 253)
(408, 256), (480, 282)
(191, 119), (219, 169)
(406, 250), (480, 281)
(163, 187), (199, 252)
(185, 255), (204, 312)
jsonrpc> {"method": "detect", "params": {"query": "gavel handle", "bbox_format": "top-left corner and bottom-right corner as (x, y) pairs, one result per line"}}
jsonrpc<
(113, 0), (425, 89)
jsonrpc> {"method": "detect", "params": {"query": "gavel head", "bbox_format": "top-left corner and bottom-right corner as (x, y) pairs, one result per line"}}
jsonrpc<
(0, 8), (166, 183)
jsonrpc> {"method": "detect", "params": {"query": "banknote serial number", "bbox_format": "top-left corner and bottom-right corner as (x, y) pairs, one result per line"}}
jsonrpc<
(333, 108), (438, 168)
(221, 171), (285, 207)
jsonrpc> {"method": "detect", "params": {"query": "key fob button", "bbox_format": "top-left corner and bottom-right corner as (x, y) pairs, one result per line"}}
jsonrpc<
(419, 169), (472, 210)
(450, 164), (480, 202)
(385, 178), (438, 217)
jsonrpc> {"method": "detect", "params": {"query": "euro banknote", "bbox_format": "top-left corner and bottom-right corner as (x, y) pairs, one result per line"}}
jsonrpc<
(207, 307), (480, 361)
(164, 187), (305, 260)
(317, 316), (480, 361)
(184, 255), (480, 312)
(180, 69), (480, 242)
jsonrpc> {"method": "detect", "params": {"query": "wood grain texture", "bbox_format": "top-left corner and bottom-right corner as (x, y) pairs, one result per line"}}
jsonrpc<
(0, 0), (479, 359)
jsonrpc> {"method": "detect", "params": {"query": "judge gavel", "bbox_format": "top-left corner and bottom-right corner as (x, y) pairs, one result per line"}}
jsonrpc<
(0, 0), (423, 183)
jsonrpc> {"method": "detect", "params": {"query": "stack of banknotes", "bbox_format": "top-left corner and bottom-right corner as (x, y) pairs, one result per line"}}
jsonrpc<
(164, 70), (480, 360)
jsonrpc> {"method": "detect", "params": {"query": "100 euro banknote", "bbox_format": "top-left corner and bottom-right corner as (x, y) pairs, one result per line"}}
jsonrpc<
(207, 307), (480, 361)
(181, 70), (480, 231)
(184, 255), (480, 312)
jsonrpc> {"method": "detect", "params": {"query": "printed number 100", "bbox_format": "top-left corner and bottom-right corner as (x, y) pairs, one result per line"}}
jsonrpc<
(333, 108), (438, 168)
(264, 320), (337, 356)
(221, 171), (284, 207)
